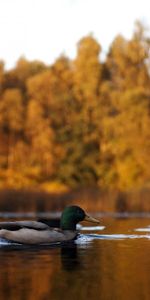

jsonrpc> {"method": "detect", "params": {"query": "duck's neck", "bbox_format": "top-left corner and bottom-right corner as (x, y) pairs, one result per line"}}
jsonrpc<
(60, 218), (76, 231)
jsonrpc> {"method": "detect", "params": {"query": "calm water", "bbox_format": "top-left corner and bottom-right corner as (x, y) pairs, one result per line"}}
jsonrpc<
(0, 215), (150, 300)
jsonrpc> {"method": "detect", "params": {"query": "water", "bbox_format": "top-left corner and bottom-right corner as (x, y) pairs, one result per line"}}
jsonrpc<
(0, 215), (150, 300)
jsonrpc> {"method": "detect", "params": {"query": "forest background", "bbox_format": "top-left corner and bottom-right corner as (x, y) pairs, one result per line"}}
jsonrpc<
(0, 22), (150, 212)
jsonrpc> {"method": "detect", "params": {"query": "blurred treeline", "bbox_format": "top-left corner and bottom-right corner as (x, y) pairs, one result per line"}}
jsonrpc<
(0, 21), (150, 192)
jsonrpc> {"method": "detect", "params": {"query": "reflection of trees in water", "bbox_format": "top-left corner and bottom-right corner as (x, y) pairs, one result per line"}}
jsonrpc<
(0, 247), (56, 300)
(0, 243), (83, 299)
(0, 226), (150, 300)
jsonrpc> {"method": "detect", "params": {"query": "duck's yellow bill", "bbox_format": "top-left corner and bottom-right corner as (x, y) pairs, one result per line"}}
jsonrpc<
(84, 214), (100, 224)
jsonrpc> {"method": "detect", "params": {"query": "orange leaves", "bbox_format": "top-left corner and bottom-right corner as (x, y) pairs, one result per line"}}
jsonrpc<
(0, 22), (150, 190)
(0, 88), (24, 132)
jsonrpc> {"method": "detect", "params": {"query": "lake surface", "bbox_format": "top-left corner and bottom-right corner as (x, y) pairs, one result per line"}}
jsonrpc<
(0, 215), (150, 300)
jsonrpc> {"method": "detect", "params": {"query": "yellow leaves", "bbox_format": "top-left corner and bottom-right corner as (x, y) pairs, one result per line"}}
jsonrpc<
(74, 35), (101, 101)
(26, 100), (55, 176)
(100, 85), (150, 190)
(26, 99), (45, 138)
(0, 23), (150, 191)
(0, 88), (24, 132)
(116, 157), (143, 189)
(40, 181), (69, 193)
(77, 35), (101, 57)
(106, 23), (150, 90)
(15, 56), (46, 82)
(26, 70), (52, 103)
(107, 35), (128, 74)
(53, 56), (73, 85)
(0, 169), (36, 189)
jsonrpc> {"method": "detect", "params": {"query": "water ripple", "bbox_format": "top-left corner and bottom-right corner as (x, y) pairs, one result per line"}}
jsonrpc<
(135, 227), (150, 232)
(80, 226), (105, 231)
(75, 233), (150, 244)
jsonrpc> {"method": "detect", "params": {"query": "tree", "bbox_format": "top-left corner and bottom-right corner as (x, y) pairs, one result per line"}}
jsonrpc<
(106, 22), (150, 90)
(0, 88), (24, 170)
(25, 99), (57, 180)
(57, 35), (103, 186)
(3, 57), (46, 94)
(99, 87), (150, 189)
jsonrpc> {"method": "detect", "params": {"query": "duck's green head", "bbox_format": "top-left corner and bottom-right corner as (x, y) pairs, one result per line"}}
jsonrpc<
(60, 205), (99, 230)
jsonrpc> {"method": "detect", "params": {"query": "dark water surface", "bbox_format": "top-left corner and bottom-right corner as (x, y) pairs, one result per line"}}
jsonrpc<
(0, 216), (150, 300)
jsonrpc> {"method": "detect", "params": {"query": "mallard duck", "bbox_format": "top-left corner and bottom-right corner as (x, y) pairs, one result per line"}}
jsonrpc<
(0, 206), (99, 245)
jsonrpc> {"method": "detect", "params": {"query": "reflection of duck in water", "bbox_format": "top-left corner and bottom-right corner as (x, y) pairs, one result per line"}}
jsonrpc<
(61, 244), (81, 271)
(0, 206), (99, 245)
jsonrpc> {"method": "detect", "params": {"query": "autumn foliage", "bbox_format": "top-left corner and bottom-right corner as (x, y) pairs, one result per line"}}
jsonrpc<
(0, 22), (150, 191)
